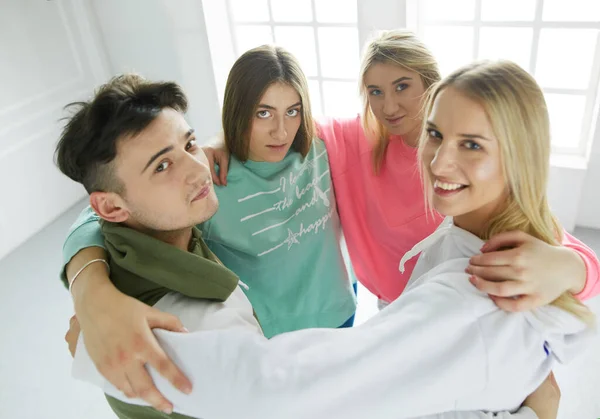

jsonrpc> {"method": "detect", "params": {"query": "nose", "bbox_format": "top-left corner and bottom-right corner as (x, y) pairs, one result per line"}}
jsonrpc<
(271, 117), (287, 143)
(383, 94), (400, 116)
(430, 142), (458, 177)
(184, 152), (211, 186)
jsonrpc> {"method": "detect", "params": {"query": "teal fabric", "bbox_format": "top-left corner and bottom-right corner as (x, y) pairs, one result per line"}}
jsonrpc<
(61, 139), (356, 338)
(60, 206), (105, 288)
(201, 139), (356, 337)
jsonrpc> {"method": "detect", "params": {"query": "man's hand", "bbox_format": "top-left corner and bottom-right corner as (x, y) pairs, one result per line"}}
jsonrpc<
(67, 246), (192, 414)
(78, 288), (191, 414)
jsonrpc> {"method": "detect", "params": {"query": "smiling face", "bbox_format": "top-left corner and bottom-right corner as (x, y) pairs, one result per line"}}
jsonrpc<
(364, 62), (427, 142)
(421, 86), (508, 235)
(111, 108), (218, 232)
(246, 82), (303, 162)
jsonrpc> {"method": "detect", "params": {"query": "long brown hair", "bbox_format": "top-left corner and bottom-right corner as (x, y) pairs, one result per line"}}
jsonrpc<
(222, 45), (315, 161)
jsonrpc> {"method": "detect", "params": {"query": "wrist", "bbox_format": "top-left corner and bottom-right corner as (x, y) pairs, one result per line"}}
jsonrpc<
(72, 262), (112, 312)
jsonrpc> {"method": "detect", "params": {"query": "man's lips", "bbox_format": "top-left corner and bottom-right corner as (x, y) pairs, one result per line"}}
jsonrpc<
(192, 184), (211, 202)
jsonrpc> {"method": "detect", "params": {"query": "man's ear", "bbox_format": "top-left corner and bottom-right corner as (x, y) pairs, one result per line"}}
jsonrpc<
(89, 192), (130, 223)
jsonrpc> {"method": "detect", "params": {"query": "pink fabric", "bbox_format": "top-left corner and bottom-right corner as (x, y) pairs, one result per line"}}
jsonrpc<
(318, 115), (441, 302)
(317, 115), (600, 302)
(563, 231), (600, 300)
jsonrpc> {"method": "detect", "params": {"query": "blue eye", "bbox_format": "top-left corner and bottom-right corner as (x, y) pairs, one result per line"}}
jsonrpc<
(464, 140), (481, 150)
(369, 89), (382, 96)
(287, 109), (300, 117)
(396, 83), (409, 92)
(257, 110), (271, 118)
(427, 129), (442, 139)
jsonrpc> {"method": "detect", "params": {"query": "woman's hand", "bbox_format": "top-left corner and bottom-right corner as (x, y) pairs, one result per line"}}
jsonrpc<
(466, 230), (586, 312)
(523, 372), (561, 419)
(202, 133), (230, 186)
(65, 315), (80, 358)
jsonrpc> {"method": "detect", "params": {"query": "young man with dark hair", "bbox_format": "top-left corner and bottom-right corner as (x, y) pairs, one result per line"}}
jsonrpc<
(56, 74), (262, 419)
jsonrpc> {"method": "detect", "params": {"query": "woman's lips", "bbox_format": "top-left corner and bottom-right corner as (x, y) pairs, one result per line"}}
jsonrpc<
(386, 116), (404, 125)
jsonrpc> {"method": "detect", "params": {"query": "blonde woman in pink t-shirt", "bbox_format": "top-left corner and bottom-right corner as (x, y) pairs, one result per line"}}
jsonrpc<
(209, 31), (600, 310)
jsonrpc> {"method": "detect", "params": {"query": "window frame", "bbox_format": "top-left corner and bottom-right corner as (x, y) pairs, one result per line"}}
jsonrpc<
(408, 0), (600, 156)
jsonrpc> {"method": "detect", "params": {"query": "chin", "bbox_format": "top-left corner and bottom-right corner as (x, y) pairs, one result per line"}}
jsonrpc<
(192, 196), (219, 224)
(386, 125), (406, 136)
(431, 201), (463, 218)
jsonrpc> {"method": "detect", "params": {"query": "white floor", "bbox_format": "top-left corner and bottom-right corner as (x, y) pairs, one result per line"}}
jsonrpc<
(1, 200), (599, 419)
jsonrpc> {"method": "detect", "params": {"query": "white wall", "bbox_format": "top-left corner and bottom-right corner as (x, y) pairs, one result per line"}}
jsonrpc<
(0, 0), (223, 260)
(548, 161), (588, 232)
(90, 0), (221, 142)
(0, 0), (110, 260)
(576, 107), (600, 229)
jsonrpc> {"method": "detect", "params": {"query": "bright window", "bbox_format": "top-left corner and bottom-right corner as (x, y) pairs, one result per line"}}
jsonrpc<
(203, 0), (362, 117)
(411, 0), (600, 155)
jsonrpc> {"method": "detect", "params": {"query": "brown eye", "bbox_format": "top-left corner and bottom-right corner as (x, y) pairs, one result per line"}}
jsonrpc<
(155, 161), (170, 173)
(186, 139), (197, 151)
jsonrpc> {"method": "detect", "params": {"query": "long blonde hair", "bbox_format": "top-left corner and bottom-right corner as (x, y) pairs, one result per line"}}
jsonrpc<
(359, 30), (441, 173)
(418, 60), (593, 324)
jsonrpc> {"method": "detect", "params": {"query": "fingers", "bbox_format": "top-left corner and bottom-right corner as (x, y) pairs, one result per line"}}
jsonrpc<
(65, 330), (77, 358)
(204, 147), (221, 186)
(482, 230), (531, 252)
(145, 333), (192, 395)
(548, 372), (560, 392)
(97, 362), (136, 399)
(466, 264), (520, 282)
(489, 294), (539, 312)
(469, 247), (523, 268)
(144, 310), (193, 394)
(210, 163), (221, 186)
(126, 362), (174, 414)
(469, 275), (529, 298)
(218, 152), (229, 186)
(65, 315), (81, 358)
(147, 310), (187, 333)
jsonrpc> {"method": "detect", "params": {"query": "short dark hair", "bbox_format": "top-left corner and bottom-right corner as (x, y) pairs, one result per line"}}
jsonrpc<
(55, 74), (188, 194)
(222, 45), (315, 161)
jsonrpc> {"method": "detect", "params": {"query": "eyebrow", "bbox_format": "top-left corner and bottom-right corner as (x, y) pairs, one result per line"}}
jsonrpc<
(426, 121), (492, 141)
(142, 128), (195, 173)
(367, 77), (412, 89)
(257, 101), (302, 110)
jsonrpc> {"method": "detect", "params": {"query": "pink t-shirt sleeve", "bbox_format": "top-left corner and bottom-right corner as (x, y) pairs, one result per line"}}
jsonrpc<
(316, 115), (363, 179)
(562, 231), (600, 300)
